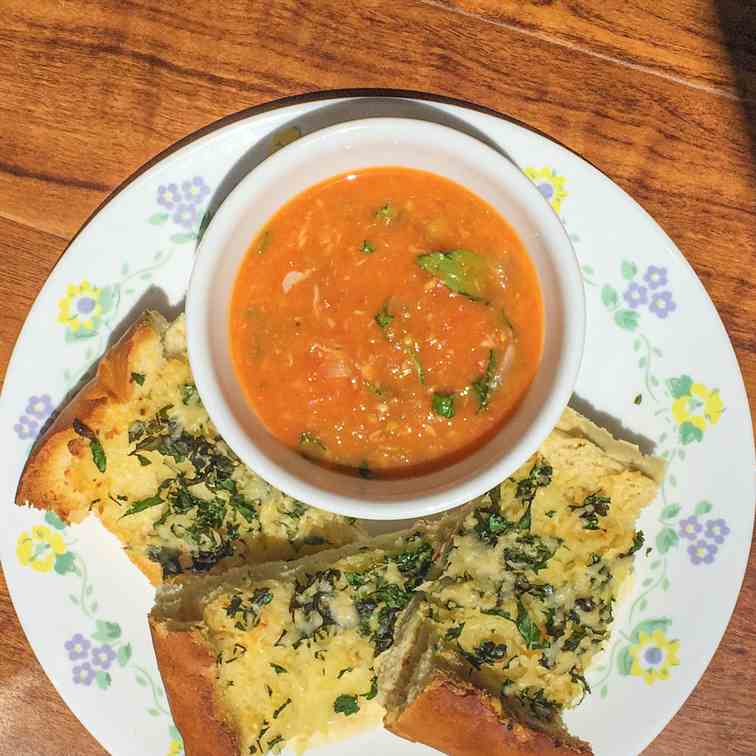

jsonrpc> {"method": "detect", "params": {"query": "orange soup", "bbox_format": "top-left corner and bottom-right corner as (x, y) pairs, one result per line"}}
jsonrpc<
(229, 167), (544, 478)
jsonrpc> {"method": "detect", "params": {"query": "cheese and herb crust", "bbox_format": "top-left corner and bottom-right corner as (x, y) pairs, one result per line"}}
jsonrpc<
(16, 311), (362, 585)
(380, 409), (664, 754)
(151, 523), (455, 754)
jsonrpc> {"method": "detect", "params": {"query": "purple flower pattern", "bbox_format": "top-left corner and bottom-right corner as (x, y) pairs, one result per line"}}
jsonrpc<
(154, 176), (209, 236)
(172, 204), (197, 229)
(13, 415), (39, 440)
(13, 393), (57, 442)
(91, 644), (117, 670)
(623, 282), (648, 309)
(688, 539), (717, 566)
(643, 265), (668, 290)
(649, 290), (677, 319)
(181, 177), (210, 206)
(704, 518), (730, 545)
(613, 262), (677, 322)
(65, 633), (91, 661)
(72, 662), (96, 686)
(157, 183), (181, 211)
(25, 394), (53, 421)
(678, 508), (731, 567)
(678, 516), (702, 541)
(63, 632), (124, 689)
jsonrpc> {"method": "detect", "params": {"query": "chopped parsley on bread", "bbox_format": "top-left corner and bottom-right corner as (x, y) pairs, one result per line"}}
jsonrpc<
(378, 408), (664, 755)
(150, 408), (662, 756)
(15, 311), (363, 584)
(150, 520), (457, 754)
(16, 303), (665, 754)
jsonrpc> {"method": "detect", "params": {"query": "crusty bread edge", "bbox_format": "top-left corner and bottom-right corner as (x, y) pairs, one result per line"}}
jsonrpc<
(15, 309), (169, 514)
(15, 311), (169, 585)
(149, 618), (240, 756)
(386, 668), (592, 756)
(558, 406), (666, 484)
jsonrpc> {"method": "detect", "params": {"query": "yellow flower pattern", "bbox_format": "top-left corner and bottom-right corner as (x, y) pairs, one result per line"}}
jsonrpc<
(16, 525), (66, 573)
(672, 382), (724, 432)
(166, 738), (183, 756)
(524, 166), (568, 213)
(57, 280), (103, 333)
(629, 629), (680, 685)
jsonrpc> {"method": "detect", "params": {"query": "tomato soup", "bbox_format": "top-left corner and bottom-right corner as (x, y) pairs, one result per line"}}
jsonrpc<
(229, 167), (544, 478)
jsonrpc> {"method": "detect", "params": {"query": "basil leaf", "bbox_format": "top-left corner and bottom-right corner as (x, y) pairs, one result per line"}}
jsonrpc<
(417, 249), (489, 301)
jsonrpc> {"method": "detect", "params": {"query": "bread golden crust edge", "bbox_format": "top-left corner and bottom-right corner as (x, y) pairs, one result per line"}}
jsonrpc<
(149, 618), (240, 756)
(386, 669), (592, 756)
(15, 311), (167, 585)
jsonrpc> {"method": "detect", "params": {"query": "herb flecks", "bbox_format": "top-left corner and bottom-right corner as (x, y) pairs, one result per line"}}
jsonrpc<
(182, 383), (199, 405)
(473, 509), (513, 545)
(120, 495), (163, 518)
(513, 459), (553, 530)
(570, 492), (611, 531)
(432, 392), (455, 419)
(375, 202), (398, 224)
(457, 640), (508, 670)
(299, 432), (326, 456)
(620, 530), (645, 558)
(334, 694), (359, 716)
(515, 598), (544, 650)
(361, 240), (375, 254)
(73, 418), (107, 473)
(471, 350), (498, 411)
(272, 698), (291, 719)
(374, 302), (394, 331)
(225, 588), (273, 631)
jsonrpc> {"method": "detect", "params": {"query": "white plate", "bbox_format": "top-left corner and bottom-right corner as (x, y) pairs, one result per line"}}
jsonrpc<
(1, 94), (753, 756)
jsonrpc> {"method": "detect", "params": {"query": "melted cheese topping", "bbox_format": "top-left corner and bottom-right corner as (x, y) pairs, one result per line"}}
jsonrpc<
(423, 439), (658, 719)
(199, 532), (435, 753)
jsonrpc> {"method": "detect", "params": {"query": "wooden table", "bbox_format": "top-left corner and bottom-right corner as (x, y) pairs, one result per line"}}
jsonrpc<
(1, 1), (754, 754)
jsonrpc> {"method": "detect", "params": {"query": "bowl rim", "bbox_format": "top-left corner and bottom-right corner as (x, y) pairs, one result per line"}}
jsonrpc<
(186, 116), (586, 520)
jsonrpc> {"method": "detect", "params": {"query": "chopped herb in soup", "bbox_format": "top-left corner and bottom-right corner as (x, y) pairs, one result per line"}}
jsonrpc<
(229, 167), (543, 478)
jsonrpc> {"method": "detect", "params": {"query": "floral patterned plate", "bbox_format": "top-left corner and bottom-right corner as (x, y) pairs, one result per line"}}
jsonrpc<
(1, 95), (753, 756)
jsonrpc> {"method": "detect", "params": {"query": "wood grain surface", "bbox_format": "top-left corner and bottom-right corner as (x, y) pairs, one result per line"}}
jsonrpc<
(0, 1), (754, 755)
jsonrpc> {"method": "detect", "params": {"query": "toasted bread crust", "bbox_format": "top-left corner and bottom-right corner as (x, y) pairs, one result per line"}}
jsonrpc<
(150, 618), (239, 756)
(16, 312), (164, 514)
(15, 312), (167, 584)
(387, 670), (592, 756)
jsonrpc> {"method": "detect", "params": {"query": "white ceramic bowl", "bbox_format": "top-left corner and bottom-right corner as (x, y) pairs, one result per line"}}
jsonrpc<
(186, 117), (585, 520)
